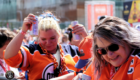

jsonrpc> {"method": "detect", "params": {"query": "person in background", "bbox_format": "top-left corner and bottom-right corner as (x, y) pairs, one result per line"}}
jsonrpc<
(65, 24), (87, 46)
(65, 26), (73, 44)
(49, 15), (107, 80)
(49, 34), (93, 80)
(73, 16), (140, 80)
(0, 28), (23, 80)
(60, 33), (69, 45)
(64, 24), (89, 63)
(4, 11), (88, 80)
(28, 36), (38, 45)
(49, 27), (93, 80)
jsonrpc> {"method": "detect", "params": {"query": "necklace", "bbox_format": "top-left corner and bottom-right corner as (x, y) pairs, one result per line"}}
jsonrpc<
(39, 43), (66, 74)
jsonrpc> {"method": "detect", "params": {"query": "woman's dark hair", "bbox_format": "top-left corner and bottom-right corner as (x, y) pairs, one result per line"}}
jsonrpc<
(0, 28), (15, 48)
(66, 28), (73, 42)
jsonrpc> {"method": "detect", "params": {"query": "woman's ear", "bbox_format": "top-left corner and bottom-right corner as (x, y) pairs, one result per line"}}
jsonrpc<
(57, 33), (61, 43)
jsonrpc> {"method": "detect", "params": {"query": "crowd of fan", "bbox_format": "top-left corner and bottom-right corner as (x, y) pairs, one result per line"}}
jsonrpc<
(0, 11), (140, 80)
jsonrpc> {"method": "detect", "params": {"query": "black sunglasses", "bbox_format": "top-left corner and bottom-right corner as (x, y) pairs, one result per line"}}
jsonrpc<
(96, 44), (119, 55)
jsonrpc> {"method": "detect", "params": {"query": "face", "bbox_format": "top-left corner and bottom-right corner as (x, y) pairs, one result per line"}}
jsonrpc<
(38, 29), (59, 53)
(62, 37), (67, 43)
(96, 37), (131, 67)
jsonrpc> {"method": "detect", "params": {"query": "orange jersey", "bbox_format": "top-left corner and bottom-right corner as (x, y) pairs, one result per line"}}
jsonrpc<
(61, 44), (79, 63)
(4, 44), (79, 80)
(84, 49), (140, 80)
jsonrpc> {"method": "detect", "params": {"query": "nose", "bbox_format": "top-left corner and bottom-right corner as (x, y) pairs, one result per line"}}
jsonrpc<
(107, 50), (114, 57)
(45, 40), (52, 45)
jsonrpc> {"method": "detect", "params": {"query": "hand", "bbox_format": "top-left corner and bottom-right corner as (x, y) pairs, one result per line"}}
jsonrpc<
(16, 71), (26, 79)
(71, 37), (82, 46)
(72, 24), (88, 38)
(16, 76), (26, 80)
(72, 73), (83, 80)
(22, 13), (36, 33)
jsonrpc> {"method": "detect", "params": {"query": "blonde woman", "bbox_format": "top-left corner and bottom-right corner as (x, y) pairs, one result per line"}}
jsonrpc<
(4, 12), (88, 80)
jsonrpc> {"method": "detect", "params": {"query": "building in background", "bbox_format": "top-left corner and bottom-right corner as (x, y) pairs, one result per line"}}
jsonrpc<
(85, 1), (115, 30)
(0, 0), (128, 31)
(0, 0), (17, 30)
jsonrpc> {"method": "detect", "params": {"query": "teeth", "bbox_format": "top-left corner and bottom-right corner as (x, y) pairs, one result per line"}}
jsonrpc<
(111, 56), (118, 60)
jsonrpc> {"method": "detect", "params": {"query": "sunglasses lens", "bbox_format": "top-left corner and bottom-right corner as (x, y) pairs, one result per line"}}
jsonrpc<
(97, 49), (107, 55)
(108, 44), (119, 51)
(101, 49), (107, 55)
(96, 44), (119, 55)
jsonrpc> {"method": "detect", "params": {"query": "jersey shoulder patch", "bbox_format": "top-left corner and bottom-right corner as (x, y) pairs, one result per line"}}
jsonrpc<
(24, 44), (43, 54)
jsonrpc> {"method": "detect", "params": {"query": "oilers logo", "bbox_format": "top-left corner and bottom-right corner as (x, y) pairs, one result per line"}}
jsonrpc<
(42, 63), (55, 79)
(79, 49), (85, 56)
(80, 49), (84, 53)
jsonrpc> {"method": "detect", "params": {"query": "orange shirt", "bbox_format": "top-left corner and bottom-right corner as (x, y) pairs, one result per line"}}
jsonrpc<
(84, 49), (140, 80)
(4, 44), (79, 80)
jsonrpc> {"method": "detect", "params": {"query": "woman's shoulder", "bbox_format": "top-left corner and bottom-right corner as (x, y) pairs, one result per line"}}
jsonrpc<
(60, 44), (79, 51)
(131, 49), (140, 58)
(60, 44), (79, 57)
(23, 44), (42, 54)
(127, 49), (140, 66)
(60, 44), (78, 47)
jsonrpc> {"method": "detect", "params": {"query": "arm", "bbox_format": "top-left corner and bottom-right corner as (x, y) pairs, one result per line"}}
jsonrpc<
(72, 24), (88, 39)
(49, 72), (75, 80)
(71, 24), (88, 46)
(4, 14), (35, 59)
(73, 73), (84, 80)
(49, 65), (92, 80)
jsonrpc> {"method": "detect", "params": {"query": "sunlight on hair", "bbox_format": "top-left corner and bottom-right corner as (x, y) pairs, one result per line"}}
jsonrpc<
(38, 17), (61, 36)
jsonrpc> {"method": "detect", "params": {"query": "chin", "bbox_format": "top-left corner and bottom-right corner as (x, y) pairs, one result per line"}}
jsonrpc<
(46, 48), (53, 51)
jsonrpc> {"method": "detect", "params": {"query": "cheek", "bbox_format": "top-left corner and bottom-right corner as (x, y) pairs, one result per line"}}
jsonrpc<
(38, 39), (46, 44)
(56, 37), (59, 43)
(102, 55), (109, 62)
(116, 46), (126, 55)
(52, 40), (57, 44)
(42, 41), (46, 44)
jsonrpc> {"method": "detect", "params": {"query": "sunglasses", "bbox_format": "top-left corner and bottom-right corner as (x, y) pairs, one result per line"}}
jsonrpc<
(96, 44), (119, 55)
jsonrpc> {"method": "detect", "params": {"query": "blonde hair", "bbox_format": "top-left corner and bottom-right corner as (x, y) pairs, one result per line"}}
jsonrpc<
(38, 17), (61, 36)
